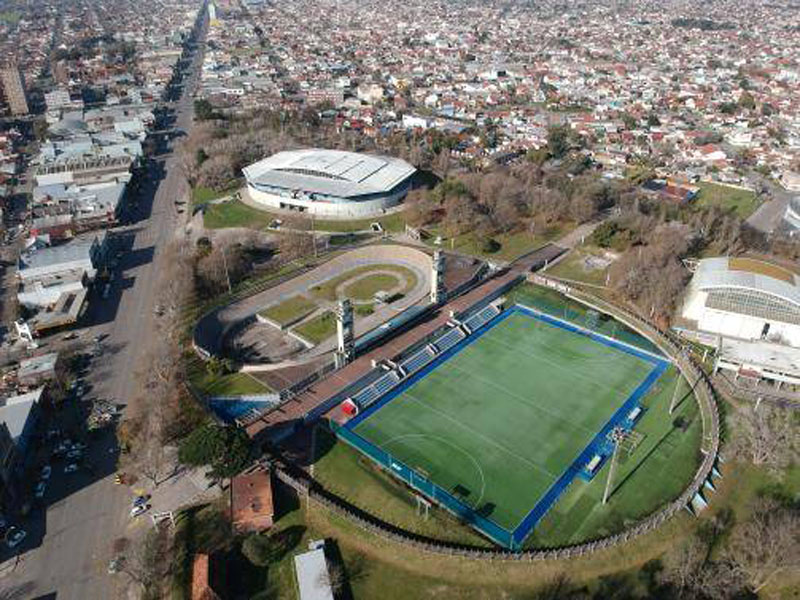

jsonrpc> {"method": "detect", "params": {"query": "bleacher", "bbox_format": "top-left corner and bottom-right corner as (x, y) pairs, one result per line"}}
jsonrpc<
(400, 346), (436, 376)
(463, 304), (500, 333)
(352, 385), (381, 409)
(344, 304), (504, 415)
(353, 371), (402, 410)
(433, 327), (466, 353)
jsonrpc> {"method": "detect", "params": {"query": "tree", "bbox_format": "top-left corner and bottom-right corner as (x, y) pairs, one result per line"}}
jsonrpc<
(242, 533), (280, 567)
(178, 422), (251, 479)
(195, 148), (209, 166)
(621, 112), (637, 130)
(738, 91), (756, 111)
(277, 232), (314, 263)
(725, 498), (800, 593)
(727, 403), (799, 471)
(122, 530), (165, 599)
(194, 98), (215, 121)
(546, 125), (570, 159)
(317, 563), (347, 595)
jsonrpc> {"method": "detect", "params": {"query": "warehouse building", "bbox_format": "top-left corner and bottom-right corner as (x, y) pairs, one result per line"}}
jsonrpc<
(243, 149), (416, 218)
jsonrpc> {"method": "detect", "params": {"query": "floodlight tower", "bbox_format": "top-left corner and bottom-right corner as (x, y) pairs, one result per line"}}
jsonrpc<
(334, 299), (354, 369)
(430, 250), (446, 305)
(602, 427), (627, 505)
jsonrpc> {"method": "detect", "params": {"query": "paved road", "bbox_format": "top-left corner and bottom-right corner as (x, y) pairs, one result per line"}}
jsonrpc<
(1, 19), (206, 600)
(746, 176), (791, 234)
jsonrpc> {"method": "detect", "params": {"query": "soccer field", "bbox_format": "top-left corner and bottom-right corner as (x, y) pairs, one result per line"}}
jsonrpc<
(347, 307), (667, 544)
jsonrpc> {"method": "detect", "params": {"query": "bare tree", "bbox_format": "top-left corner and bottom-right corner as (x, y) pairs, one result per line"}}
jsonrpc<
(317, 563), (346, 595)
(658, 535), (706, 595)
(725, 498), (800, 593)
(727, 403), (800, 471)
(121, 530), (165, 598)
(277, 231), (314, 263)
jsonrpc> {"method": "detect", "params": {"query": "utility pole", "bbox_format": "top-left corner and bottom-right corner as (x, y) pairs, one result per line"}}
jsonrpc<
(311, 212), (317, 259)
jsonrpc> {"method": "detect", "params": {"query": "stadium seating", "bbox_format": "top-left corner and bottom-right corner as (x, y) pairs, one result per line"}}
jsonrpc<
(433, 327), (466, 352)
(352, 385), (381, 408)
(463, 304), (500, 332)
(400, 347), (435, 376)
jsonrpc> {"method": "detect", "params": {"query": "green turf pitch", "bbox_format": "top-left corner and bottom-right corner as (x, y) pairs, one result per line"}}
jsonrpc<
(352, 311), (658, 531)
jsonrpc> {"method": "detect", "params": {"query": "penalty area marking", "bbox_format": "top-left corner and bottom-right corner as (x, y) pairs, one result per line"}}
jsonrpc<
(381, 432), (487, 508)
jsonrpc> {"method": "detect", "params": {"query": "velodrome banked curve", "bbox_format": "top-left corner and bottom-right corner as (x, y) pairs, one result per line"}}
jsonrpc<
(192, 245), (432, 367)
(296, 278), (720, 558)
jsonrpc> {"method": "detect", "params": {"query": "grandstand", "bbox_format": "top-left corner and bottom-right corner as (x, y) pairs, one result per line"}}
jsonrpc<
(334, 302), (669, 548)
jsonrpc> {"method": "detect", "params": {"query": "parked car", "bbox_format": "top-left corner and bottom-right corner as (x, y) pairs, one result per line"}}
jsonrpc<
(64, 464), (79, 474)
(35, 481), (46, 499)
(5, 527), (26, 548)
(66, 450), (83, 460)
(132, 495), (150, 508)
(108, 556), (124, 574)
(40, 465), (51, 480)
(130, 504), (149, 518)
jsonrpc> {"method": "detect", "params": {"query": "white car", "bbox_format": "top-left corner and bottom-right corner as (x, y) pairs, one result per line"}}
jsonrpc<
(64, 463), (79, 474)
(130, 504), (149, 518)
(5, 528), (26, 548)
(108, 556), (124, 574)
(41, 465), (52, 480)
(35, 481), (46, 499)
(66, 450), (83, 460)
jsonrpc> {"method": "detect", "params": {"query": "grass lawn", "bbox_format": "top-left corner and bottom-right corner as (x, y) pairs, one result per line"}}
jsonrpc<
(192, 184), (240, 206)
(529, 365), (701, 547)
(300, 458), (800, 599)
(186, 356), (272, 397)
(355, 303), (375, 317)
(313, 210), (407, 233)
(310, 264), (417, 302)
(313, 426), (492, 546)
(203, 199), (275, 229)
(200, 372), (271, 397)
(350, 309), (660, 535)
(427, 223), (572, 263)
(695, 182), (760, 218)
(344, 273), (402, 301)
(293, 311), (337, 344)
(547, 246), (613, 286)
(259, 295), (317, 327)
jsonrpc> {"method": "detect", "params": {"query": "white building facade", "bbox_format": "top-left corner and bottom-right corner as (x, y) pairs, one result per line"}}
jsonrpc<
(678, 257), (800, 348)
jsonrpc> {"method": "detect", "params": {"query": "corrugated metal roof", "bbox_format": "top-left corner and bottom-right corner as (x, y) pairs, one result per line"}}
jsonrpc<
(694, 257), (800, 308)
(243, 149), (415, 199)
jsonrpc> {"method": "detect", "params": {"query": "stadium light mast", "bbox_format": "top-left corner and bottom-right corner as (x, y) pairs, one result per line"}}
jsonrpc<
(668, 374), (683, 415)
(335, 299), (355, 368)
(430, 250), (446, 305)
(602, 427), (627, 505)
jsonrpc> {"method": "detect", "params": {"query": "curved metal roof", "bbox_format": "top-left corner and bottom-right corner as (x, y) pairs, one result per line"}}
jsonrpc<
(242, 149), (416, 199)
(694, 257), (800, 308)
